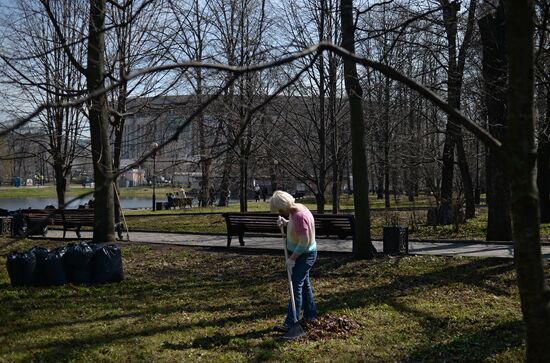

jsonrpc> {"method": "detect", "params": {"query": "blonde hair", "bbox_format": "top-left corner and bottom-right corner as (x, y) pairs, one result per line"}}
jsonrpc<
(269, 190), (295, 213)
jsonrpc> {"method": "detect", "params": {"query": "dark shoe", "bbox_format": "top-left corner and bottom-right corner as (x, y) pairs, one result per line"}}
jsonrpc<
(273, 324), (289, 333)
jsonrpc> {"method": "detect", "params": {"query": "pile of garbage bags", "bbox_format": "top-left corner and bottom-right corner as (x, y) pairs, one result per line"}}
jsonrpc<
(6, 242), (123, 286)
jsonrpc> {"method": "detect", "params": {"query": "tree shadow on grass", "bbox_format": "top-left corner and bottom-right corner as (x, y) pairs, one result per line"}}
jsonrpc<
(19, 311), (278, 362)
(160, 327), (287, 362)
(403, 320), (524, 362)
(315, 257), (521, 360)
(2, 248), (524, 361)
(1, 273), (282, 336)
(161, 327), (275, 351)
(318, 257), (515, 311)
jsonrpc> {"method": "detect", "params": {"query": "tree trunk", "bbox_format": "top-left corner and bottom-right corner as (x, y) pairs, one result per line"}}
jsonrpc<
(87, 0), (115, 243)
(316, 192), (326, 214)
(197, 74), (211, 208)
(269, 163), (277, 193)
(239, 155), (248, 212)
(218, 153), (233, 207)
(112, 113), (124, 235)
(479, 7), (512, 241)
(330, 43), (339, 214)
(54, 164), (66, 208)
(112, 77), (126, 234)
(200, 157), (211, 207)
(341, 0), (376, 259)
(438, 0), (459, 218)
(505, 1), (550, 360)
(439, 123), (456, 220)
(383, 78), (391, 209)
(439, 0), (477, 222)
(456, 135), (475, 218)
(318, 8), (327, 215)
(376, 174), (384, 199)
(537, 90), (550, 222)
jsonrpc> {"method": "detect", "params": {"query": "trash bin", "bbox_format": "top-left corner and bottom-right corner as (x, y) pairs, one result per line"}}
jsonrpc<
(383, 226), (408, 254)
(0, 216), (13, 236)
(156, 202), (164, 211)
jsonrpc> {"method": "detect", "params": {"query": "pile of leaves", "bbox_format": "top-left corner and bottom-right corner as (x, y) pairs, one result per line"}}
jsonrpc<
(303, 314), (361, 340)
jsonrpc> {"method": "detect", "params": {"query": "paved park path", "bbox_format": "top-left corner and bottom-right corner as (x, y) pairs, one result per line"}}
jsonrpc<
(43, 230), (550, 259)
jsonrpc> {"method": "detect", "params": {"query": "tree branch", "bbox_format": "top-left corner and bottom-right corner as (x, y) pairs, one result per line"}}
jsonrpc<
(39, 0), (88, 75)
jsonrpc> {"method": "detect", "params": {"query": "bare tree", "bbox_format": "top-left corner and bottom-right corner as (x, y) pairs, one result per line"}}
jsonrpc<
(167, 0), (215, 207)
(209, 0), (272, 211)
(341, 0), (376, 258)
(478, 1), (512, 241)
(106, 0), (172, 224)
(277, 0), (348, 213)
(0, 0), (88, 207)
(505, 0), (550, 359)
(87, 0), (115, 242)
(535, 0), (550, 223)
(438, 0), (477, 222)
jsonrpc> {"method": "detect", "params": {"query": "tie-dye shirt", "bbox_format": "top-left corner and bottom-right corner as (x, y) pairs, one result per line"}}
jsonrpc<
(286, 207), (317, 254)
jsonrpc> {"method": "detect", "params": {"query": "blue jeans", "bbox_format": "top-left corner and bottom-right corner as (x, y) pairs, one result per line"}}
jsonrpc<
(284, 250), (317, 326)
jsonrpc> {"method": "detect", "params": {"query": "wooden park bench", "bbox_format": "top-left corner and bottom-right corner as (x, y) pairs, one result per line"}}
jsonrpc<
(53, 209), (95, 238)
(170, 197), (194, 209)
(222, 212), (355, 247)
(21, 209), (54, 236)
(22, 208), (123, 239)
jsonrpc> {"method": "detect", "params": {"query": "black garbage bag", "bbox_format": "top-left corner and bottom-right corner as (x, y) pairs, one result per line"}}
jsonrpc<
(30, 247), (49, 286)
(6, 251), (36, 286)
(43, 247), (67, 286)
(91, 244), (124, 284)
(63, 242), (94, 285)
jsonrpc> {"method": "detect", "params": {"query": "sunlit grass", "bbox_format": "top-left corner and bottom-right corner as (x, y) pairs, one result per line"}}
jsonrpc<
(124, 206), (550, 242)
(0, 238), (534, 362)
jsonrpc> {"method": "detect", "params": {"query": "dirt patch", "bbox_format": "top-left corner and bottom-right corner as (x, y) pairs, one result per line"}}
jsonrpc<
(304, 314), (361, 340)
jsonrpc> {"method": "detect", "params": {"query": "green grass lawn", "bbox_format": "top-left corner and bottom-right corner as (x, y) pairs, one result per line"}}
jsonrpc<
(0, 238), (537, 362)
(124, 207), (550, 241)
(0, 185), (183, 199)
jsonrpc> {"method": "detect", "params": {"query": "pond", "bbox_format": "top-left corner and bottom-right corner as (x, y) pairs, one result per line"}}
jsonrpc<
(0, 197), (154, 211)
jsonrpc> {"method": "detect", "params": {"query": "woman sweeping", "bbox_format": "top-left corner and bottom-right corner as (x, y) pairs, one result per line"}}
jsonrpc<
(270, 190), (317, 334)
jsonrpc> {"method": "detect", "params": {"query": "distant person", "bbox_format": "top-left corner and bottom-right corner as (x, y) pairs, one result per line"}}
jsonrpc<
(270, 190), (317, 333)
(261, 186), (268, 202)
(208, 187), (216, 206)
(165, 193), (174, 210)
(254, 185), (261, 202)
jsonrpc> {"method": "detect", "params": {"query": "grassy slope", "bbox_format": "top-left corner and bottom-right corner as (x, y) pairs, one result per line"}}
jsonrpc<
(10, 187), (550, 240)
(1, 238), (543, 362)
(0, 186), (438, 207)
(0, 186), (186, 199)
(125, 206), (550, 241)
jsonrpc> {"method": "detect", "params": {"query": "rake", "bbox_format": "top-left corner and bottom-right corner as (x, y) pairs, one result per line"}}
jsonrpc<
(279, 220), (306, 340)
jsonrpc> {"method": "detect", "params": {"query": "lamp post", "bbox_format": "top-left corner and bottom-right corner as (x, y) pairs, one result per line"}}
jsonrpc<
(151, 142), (159, 211)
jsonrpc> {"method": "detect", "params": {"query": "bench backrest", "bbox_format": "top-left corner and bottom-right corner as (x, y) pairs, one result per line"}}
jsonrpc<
(56, 209), (95, 225)
(172, 197), (193, 207)
(222, 212), (355, 238)
(21, 209), (95, 226)
(223, 213), (280, 234)
(21, 209), (55, 224)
